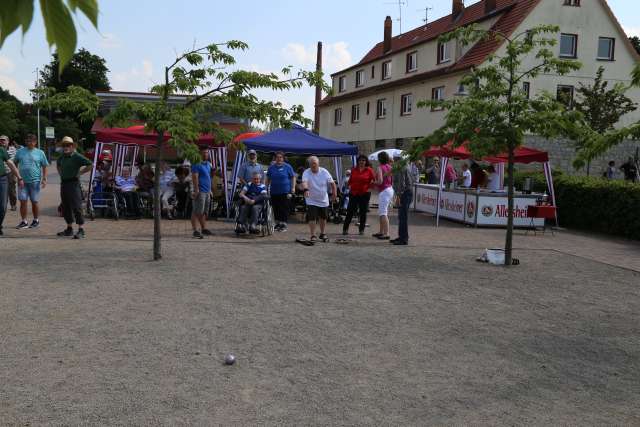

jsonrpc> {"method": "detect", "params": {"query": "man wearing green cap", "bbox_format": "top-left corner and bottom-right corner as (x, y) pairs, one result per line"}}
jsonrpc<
(56, 136), (92, 239)
(0, 136), (22, 236)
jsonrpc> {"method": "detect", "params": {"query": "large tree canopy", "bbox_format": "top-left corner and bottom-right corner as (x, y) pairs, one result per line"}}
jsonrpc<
(40, 48), (110, 93)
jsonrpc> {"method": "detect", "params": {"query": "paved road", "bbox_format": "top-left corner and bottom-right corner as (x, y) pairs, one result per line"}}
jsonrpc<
(1, 173), (639, 425)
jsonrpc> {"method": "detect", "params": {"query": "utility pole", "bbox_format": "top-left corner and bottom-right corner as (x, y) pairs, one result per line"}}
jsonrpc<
(34, 67), (41, 149)
(313, 42), (323, 134)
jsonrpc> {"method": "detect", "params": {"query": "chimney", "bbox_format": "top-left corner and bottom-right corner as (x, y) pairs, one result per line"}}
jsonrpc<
(384, 16), (393, 53)
(313, 41), (323, 134)
(485, 0), (497, 14)
(452, 0), (464, 20)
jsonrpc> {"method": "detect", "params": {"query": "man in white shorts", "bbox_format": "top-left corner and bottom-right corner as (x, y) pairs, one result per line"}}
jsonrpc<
(301, 156), (336, 242)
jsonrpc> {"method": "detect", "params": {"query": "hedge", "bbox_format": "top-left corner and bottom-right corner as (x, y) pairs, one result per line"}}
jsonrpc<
(511, 171), (640, 240)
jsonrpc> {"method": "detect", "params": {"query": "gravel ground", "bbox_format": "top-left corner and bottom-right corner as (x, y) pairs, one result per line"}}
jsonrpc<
(1, 177), (639, 425)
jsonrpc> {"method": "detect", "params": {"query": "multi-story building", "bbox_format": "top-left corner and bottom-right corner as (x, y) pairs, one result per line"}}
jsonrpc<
(317, 0), (640, 173)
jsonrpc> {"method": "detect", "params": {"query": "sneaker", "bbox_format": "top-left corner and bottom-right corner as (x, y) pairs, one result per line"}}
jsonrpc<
(57, 228), (74, 237)
(16, 221), (29, 229)
(28, 219), (40, 229)
(201, 229), (213, 236)
(73, 228), (85, 239)
(280, 224), (288, 232)
(193, 230), (203, 239)
(274, 223), (282, 231)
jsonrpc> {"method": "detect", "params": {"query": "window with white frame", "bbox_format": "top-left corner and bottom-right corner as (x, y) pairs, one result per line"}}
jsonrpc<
(382, 61), (392, 80)
(338, 76), (346, 92)
(355, 70), (365, 87)
(334, 108), (343, 125)
(400, 94), (413, 116)
(563, 0), (580, 6)
(437, 42), (450, 64)
(522, 81), (531, 99)
(559, 33), (578, 58)
(376, 99), (387, 118)
(431, 86), (445, 110)
(406, 51), (418, 73)
(351, 104), (360, 123)
(557, 85), (574, 107)
(597, 37), (615, 60)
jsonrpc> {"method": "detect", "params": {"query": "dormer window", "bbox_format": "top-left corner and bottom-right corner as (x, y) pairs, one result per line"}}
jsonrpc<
(437, 42), (450, 64)
(563, 0), (580, 6)
(338, 76), (346, 92)
(355, 70), (365, 88)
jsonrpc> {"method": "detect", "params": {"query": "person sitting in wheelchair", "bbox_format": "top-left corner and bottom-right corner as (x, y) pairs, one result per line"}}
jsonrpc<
(236, 172), (268, 234)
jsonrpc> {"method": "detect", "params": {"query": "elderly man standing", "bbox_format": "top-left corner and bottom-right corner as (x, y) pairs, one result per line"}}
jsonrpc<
(391, 155), (415, 246)
(238, 149), (263, 185)
(14, 134), (48, 229)
(0, 135), (18, 211)
(0, 138), (22, 236)
(56, 137), (92, 238)
(301, 156), (336, 242)
(191, 146), (214, 239)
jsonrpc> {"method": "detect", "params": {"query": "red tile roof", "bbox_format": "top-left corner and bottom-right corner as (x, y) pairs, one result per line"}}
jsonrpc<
(320, 0), (541, 107)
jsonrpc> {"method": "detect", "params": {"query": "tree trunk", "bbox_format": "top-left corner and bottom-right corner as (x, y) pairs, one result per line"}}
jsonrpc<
(504, 143), (515, 267)
(153, 134), (163, 260)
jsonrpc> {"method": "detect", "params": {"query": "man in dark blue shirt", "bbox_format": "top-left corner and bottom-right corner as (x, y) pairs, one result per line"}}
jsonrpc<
(236, 172), (268, 234)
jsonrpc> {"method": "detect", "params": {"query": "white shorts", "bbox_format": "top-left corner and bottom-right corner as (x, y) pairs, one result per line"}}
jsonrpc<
(378, 187), (394, 216)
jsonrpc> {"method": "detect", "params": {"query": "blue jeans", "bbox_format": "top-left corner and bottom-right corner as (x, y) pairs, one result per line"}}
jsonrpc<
(398, 189), (413, 243)
(0, 175), (7, 229)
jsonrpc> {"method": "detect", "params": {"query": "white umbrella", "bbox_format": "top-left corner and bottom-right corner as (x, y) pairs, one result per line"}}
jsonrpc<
(368, 149), (405, 162)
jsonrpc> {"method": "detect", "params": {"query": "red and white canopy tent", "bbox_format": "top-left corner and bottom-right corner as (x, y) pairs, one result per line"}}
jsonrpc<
(423, 142), (557, 227)
(92, 125), (230, 213)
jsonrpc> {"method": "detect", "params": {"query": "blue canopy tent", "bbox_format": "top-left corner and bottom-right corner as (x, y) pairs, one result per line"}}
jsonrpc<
(229, 125), (358, 213)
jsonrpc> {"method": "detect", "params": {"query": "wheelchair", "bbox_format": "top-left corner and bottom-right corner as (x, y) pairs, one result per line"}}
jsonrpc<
(233, 196), (274, 237)
(88, 181), (124, 220)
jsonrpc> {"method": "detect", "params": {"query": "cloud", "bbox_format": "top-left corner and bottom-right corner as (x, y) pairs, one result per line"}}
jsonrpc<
(100, 33), (122, 49)
(624, 26), (640, 38)
(111, 59), (155, 92)
(0, 55), (30, 102)
(281, 41), (353, 74)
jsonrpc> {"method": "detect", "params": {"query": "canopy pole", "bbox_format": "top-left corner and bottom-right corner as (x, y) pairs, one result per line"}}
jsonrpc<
(543, 161), (559, 227)
(86, 141), (103, 211)
(229, 151), (245, 217)
(436, 157), (448, 228)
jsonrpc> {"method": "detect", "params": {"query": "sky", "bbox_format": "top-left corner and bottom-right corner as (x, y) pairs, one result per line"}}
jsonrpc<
(1, 0), (638, 119)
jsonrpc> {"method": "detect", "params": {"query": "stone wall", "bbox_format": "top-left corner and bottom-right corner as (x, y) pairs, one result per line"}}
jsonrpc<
(524, 136), (639, 176)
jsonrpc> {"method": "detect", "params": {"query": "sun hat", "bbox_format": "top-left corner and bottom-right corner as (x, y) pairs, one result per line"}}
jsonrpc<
(61, 136), (75, 145)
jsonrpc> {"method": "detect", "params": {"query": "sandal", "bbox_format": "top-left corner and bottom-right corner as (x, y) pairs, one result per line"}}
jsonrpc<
(319, 234), (329, 242)
(310, 235), (318, 243)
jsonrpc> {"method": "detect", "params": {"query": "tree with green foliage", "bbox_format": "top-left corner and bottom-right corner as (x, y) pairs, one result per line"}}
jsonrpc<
(40, 48), (110, 93)
(630, 36), (640, 55)
(0, 100), (20, 138)
(104, 40), (328, 260)
(410, 25), (582, 266)
(572, 66), (637, 174)
(0, 0), (99, 72)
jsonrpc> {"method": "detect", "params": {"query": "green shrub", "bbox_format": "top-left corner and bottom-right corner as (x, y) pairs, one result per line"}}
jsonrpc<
(510, 171), (640, 240)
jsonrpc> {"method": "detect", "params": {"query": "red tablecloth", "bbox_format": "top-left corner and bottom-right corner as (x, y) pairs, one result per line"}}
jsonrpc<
(527, 205), (557, 219)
